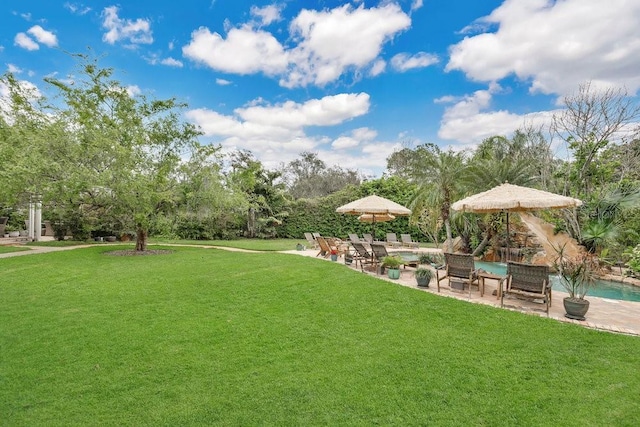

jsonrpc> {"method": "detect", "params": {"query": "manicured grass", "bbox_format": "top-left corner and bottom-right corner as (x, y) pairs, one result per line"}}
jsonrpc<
(0, 245), (31, 254)
(150, 238), (307, 251)
(2, 246), (639, 425)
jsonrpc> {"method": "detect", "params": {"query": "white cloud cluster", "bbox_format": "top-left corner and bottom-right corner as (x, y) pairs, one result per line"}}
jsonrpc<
(14, 25), (58, 51)
(436, 84), (556, 144)
(183, 26), (288, 75)
(185, 93), (372, 168)
(283, 4), (411, 87)
(446, 0), (640, 95)
(183, 3), (423, 88)
(102, 6), (153, 46)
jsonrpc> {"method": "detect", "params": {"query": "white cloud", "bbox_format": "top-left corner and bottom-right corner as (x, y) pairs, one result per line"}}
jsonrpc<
(182, 3), (411, 88)
(14, 33), (39, 50)
(369, 59), (386, 77)
(101, 6), (153, 45)
(185, 93), (371, 168)
(331, 127), (377, 150)
(411, 0), (424, 12)
(27, 25), (58, 47)
(250, 4), (283, 26)
(437, 84), (556, 144)
(183, 26), (288, 75)
(283, 3), (411, 87)
(390, 52), (438, 71)
(126, 85), (142, 97)
(446, 0), (640, 95)
(160, 57), (183, 67)
(216, 78), (232, 86)
(7, 64), (22, 74)
(64, 3), (91, 15)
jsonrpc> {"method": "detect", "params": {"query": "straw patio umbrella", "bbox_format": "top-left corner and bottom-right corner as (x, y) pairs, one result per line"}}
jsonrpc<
(336, 195), (411, 241)
(451, 183), (582, 261)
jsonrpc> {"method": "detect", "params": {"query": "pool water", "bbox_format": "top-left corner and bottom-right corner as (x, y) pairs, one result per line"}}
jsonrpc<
(475, 261), (640, 303)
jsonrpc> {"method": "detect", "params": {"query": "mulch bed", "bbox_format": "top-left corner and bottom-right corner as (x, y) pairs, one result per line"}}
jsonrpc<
(104, 249), (174, 256)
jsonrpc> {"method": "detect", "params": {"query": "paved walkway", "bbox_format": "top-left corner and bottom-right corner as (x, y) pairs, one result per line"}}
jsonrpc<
(2, 241), (638, 336)
(286, 248), (640, 337)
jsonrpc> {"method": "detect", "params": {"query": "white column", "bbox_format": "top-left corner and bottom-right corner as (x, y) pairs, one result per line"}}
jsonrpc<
(34, 198), (42, 242)
(28, 199), (35, 240)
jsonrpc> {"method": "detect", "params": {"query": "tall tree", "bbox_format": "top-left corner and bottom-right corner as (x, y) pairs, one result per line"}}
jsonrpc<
(44, 55), (201, 250)
(401, 144), (467, 252)
(553, 81), (640, 198)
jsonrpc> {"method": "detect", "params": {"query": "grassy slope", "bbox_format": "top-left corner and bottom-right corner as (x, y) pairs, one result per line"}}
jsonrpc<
(1, 246), (639, 425)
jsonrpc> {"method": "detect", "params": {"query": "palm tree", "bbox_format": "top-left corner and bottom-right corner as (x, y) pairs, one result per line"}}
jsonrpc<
(408, 145), (466, 252)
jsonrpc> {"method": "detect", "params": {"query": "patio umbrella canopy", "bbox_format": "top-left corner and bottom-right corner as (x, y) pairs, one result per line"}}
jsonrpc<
(451, 183), (582, 260)
(336, 195), (411, 240)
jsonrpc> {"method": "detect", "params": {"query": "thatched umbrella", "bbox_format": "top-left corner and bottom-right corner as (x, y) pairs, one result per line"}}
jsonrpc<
(451, 183), (582, 260)
(336, 195), (411, 241)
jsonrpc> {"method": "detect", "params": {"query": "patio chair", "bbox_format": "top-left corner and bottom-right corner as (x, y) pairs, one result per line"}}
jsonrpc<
(351, 242), (376, 272)
(386, 233), (402, 248)
(436, 253), (480, 296)
(400, 234), (420, 249)
(502, 261), (551, 315)
(304, 232), (319, 249)
(315, 236), (332, 258)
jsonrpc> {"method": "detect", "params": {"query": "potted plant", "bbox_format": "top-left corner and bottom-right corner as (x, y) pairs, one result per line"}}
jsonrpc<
(554, 248), (598, 321)
(415, 267), (433, 287)
(330, 249), (338, 261)
(382, 255), (403, 279)
(418, 253), (432, 265)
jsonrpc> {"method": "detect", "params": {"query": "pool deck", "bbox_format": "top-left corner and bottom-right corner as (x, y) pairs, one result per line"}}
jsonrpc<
(290, 248), (640, 337)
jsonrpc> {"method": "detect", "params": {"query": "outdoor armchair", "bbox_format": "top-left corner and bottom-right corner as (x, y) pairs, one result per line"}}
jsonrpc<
(502, 261), (551, 314)
(436, 253), (480, 295)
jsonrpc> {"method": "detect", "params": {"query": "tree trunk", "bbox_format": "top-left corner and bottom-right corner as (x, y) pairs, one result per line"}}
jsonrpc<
(136, 224), (147, 251)
(444, 218), (453, 252)
(247, 207), (256, 238)
(472, 234), (491, 257)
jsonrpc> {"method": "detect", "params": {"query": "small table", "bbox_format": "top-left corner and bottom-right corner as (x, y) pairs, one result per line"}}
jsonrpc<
(477, 271), (506, 299)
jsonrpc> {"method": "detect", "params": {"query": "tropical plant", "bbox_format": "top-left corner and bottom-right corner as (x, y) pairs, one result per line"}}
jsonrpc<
(381, 255), (402, 269)
(553, 245), (598, 300)
(623, 244), (640, 278)
(414, 267), (433, 280)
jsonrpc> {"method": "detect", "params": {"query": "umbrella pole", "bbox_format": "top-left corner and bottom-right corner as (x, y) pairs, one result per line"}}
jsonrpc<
(505, 211), (510, 263)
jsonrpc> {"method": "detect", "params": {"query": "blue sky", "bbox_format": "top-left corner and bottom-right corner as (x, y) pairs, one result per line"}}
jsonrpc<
(2, 0), (640, 177)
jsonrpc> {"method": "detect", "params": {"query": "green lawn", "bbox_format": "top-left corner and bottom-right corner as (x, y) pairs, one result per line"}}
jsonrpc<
(0, 245), (31, 254)
(2, 246), (639, 425)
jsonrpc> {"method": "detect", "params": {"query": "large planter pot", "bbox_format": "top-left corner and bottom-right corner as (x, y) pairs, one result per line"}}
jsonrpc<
(563, 297), (590, 321)
(330, 254), (338, 262)
(8, 231), (20, 238)
(387, 268), (401, 280)
(416, 277), (430, 288)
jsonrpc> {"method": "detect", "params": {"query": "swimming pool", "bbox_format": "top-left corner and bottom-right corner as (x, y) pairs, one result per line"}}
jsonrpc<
(475, 261), (640, 303)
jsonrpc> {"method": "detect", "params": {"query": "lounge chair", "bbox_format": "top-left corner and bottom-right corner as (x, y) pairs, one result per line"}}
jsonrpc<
(386, 233), (402, 248)
(351, 242), (375, 272)
(370, 243), (389, 273)
(502, 261), (551, 315)
(400, 234), (420, 249)
(436, 253), (480, 296)
(348, 233), (363, 243)
(304, 232), (319, 249)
